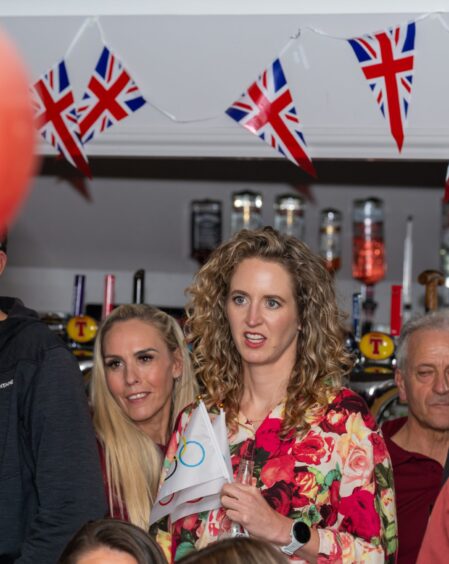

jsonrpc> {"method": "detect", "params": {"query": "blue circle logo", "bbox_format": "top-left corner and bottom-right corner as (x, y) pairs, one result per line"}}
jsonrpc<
(178, 440), (206, 467)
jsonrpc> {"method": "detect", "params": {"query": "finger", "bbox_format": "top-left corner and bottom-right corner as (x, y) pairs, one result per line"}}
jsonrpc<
(221, 494), (247, 511)
(226, 509), (252, 529)
(225, 509), (242, 523)
(221, 484), (240, 498)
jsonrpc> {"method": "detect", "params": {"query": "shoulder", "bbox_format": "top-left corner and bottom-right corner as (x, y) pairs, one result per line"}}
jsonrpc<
(8, 315), (68, 353)
(381, 416), (406, 439)
(314, 387), (378, 433)
(0, 316), (75, 376)
(173, 401), (198, 432)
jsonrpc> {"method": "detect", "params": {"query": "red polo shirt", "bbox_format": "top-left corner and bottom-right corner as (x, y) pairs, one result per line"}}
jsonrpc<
(382, 417), (443, 564)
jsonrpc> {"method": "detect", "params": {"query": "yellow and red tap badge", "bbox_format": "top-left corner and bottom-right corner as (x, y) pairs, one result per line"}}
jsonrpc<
(359, 332), (395, 361)
(66, 315), (98, 343)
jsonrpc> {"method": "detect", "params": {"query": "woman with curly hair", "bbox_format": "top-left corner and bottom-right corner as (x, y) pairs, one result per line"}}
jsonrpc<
(156, 227), (397, 562)
(90, 304), (198, 531)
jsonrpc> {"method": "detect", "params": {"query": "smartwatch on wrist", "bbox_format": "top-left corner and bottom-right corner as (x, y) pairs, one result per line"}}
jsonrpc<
(280, 519), (311, 556)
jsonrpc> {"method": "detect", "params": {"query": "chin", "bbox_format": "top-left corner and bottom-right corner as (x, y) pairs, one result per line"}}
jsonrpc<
(425, 417), (449, 432)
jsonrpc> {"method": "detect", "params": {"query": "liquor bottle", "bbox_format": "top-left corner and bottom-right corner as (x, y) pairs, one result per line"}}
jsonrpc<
(352, 198), (386, 285)
(319, 208), (342, 274)
(274, 194), (305, 240)
(190, 199), (222, 265)
(352, 198), (386, 333)
(231, 191), (263, 235)
(133, 269), (145, 304)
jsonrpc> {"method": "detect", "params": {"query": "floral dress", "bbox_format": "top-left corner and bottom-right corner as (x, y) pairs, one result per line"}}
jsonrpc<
(155, 388), (397, 563)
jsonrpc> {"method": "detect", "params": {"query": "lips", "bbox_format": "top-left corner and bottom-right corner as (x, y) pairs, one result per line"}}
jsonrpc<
(126, 392), (150, 402)
(244, 332), (266, 348)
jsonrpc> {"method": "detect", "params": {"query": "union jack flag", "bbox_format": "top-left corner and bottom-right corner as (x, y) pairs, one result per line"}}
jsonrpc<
(348, 23), (416, 152)
(226, 58), (316, 177)
(78, 46), (146, 144)
(32, 60), (91, 178)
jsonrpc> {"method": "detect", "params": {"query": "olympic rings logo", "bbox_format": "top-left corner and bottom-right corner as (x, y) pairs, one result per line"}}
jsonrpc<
(163, 436), (206, 485)
(179, 439), (206, 467)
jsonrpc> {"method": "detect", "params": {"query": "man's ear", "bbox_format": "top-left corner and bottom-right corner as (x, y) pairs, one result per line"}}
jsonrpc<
(0, 250), (7, 276)
(395, 369), (407, 403)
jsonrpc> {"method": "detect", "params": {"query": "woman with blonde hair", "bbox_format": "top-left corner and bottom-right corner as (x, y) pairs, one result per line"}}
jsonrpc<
(90, 304), (197, 530)
(156, 227), (397, 562)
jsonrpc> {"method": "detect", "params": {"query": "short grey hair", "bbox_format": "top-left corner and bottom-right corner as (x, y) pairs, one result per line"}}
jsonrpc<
(396, 310), (449, 372)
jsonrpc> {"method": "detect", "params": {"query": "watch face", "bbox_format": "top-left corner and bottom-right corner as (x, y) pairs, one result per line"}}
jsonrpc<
(293, 520), (311, 544)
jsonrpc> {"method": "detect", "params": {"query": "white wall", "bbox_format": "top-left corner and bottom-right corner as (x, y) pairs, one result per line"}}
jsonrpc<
(0, 5), (447, 330)
(0, 159), (443, 329)
(2, 9), (449, 159)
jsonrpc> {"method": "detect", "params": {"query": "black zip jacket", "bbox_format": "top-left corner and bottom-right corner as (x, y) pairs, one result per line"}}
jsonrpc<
(0, 298), (106, 563)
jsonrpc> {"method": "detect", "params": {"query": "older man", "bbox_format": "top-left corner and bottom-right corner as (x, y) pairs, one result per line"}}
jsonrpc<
(382, 310), (449, 563)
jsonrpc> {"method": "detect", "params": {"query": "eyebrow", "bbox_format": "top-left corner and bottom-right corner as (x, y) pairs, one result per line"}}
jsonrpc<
(229, 289), (287, 302)
(103, 347), (158, 359)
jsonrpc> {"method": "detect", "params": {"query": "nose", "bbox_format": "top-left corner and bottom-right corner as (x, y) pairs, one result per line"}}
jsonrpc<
(124, 365), (140, 386)
(432, 370), (449, 395)
(245, 302), (262, 327)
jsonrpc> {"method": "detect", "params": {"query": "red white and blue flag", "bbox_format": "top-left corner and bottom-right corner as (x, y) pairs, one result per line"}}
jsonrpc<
(78, 46), (146, 144)
(32, 59), (91, 178)
(348, 23), (416, 152)
(226, 58), (316, 177)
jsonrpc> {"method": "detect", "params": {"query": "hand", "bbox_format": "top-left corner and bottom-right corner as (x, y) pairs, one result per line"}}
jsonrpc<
(220, 482), (292, 545)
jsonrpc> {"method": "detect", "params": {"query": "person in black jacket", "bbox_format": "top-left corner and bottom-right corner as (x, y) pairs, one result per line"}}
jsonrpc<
(0, 231), (106, 563)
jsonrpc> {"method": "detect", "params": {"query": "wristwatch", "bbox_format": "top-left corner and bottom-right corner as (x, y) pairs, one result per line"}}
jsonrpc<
(280, 519), (311, 556)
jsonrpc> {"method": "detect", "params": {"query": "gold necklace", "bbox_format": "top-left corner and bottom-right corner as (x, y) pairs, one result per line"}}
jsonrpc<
(243, 401), (282, 424)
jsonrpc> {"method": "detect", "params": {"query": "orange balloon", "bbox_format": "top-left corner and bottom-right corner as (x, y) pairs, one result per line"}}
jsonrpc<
(0, 28), (37, 231)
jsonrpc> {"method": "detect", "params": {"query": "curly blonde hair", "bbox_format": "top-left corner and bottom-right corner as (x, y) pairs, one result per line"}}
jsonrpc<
(90, 304), (197, 529)
(185, 227), (353, 436)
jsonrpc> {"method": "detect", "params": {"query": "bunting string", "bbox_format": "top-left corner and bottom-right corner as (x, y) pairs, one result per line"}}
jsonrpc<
(28, 10), (449, 191)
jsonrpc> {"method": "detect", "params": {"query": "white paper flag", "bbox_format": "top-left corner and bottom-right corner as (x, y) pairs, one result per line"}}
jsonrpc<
(149, 401), (232, 525)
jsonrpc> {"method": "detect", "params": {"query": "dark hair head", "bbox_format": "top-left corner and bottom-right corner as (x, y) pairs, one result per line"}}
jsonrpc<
(177, 537), (287, 564)
(58, 519), (167, 564)
(185, 227), (352, 436)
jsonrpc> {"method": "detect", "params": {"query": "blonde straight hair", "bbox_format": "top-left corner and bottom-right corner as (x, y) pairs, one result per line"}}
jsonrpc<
(90, 304), (197, 530)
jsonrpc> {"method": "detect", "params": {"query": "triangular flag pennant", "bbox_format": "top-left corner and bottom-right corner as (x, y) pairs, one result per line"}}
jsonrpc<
(348, 22), (416, 152)
(77, 46), (146, 144)
(149, 402), (232, 526)
(31, 60), (91, 178)
(226, 58), (316, 177)
(444, 163), (449, 203)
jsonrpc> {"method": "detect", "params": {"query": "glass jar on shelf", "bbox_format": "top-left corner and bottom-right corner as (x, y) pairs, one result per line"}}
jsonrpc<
(274, 194), (305, 240)
(352, 197), (386, 286)
(319, 208), (342, 274)
(231, 190), (263, 235)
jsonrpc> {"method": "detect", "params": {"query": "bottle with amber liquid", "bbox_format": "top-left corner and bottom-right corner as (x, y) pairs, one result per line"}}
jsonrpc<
(274, 194), (305, 240)
(231, 191), (263, 235)
(319, 208), (342, 274)
(352, 198), (386, 333)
